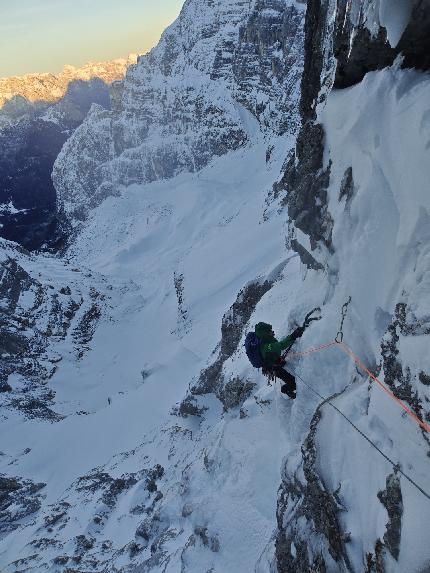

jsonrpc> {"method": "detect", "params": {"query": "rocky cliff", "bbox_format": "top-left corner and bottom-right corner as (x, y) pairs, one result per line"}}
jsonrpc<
(53, 0), (305, 224)
(273, 1), (430, 571)
(0, 56), (138, 251)
(0, 239), (111, 421)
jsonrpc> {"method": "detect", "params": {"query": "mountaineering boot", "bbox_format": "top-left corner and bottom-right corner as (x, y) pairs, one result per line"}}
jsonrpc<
(281, 383), (296, 399)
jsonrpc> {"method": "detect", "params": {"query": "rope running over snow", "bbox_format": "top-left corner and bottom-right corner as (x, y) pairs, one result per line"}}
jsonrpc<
(294, 370), (430, 502)
(285, 340), (430, 435)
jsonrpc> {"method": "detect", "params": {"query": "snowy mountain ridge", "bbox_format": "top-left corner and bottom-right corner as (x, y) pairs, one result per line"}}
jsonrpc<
(0, 54), (139, 109)
(1, 0), (430, 572)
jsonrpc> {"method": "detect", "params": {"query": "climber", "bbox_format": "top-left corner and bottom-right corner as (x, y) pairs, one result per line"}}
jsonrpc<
(245, 309), (321, 399)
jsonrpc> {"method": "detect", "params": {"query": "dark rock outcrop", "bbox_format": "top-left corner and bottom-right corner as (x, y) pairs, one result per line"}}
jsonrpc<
(274, 0), (335, 257)
(381, 302), (428, 419)
(335, 0), (430, 89)
(377, 473), (403, 561)
(233, 0), (305, 134)
(0, 474), (46, 534)
(333, 4), (397, 89)
(398, 0), (430, 71)
(179, 277), (274, 414)
(277, 121), (332, 252)
(276, 407), (351, 572)
(338, 167), (354, 204)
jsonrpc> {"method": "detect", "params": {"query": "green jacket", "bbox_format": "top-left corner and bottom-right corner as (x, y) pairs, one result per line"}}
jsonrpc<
(255, 322), (296, 368)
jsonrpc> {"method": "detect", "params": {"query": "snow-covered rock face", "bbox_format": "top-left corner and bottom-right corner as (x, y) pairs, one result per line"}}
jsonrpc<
(0, 58), (138, 251)
(272, 0), (430, 570)
(0, 239), (112, 421)
(53, 0), (305, 224)
(332, 0), (430, 89)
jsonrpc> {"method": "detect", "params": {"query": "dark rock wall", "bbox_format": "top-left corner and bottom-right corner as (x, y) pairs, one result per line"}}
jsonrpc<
(335, 0), (430, 89)
(277, 0), (430, 263)
(399, 0), (430, 71)
(333, 14), (396, 89)
(233, 0), (305, 134)
(0, 474), (46, 535)
(274, 0), (335, 261)
(276, 408), (351, 573)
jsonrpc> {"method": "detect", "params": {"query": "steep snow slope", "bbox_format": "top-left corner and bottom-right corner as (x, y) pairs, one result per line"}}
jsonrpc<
(0, 130), (299, 571)
(3, 66), (430, 572)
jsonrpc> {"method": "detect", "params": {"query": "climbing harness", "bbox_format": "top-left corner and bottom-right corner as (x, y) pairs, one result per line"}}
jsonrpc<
(295, 371), (430, 502)
(335, 296), (351, 343)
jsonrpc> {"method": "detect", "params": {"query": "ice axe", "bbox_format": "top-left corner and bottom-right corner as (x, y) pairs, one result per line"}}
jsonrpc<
(302, 307), (321, 329)
(281, 307), (322, 359)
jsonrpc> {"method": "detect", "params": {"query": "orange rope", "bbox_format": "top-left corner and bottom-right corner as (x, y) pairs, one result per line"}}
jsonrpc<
(287, 339), (430, 434)
(337, 341), (430, 434)
(284, 340), (338, 360)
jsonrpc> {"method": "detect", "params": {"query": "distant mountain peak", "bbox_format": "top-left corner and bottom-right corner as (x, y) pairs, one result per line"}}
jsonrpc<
(0, 53), (140, 108)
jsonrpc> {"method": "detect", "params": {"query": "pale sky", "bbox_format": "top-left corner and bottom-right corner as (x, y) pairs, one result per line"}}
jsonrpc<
(0, 0), (185, 77)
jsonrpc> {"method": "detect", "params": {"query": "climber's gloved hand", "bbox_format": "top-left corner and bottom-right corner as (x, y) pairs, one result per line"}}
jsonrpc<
(292, 325), (305, 340)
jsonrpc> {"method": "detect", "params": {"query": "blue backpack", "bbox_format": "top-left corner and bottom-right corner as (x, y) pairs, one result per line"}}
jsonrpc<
(245, 332), (264, 368)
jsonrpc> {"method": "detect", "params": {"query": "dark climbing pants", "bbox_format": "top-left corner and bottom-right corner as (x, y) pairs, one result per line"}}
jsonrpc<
(273, 366), (296, 397)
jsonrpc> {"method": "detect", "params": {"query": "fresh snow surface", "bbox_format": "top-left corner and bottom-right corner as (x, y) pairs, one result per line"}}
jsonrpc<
(0, 201), (28, 215)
